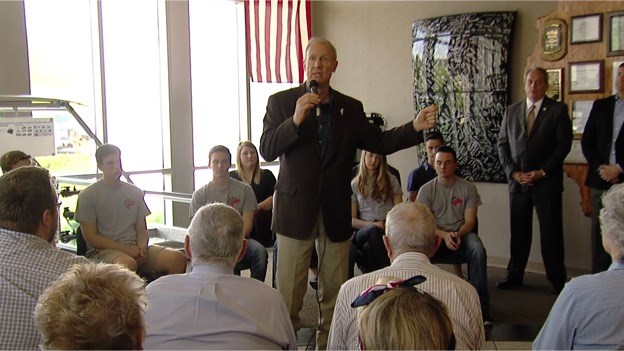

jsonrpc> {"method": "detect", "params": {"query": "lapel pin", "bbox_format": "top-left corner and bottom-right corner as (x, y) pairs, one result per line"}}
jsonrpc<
(340, 108), (344, 116)
(542, 107), (546, 112)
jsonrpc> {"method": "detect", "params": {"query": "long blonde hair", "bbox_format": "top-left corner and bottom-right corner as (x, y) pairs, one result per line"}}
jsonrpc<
(235, 141), (261, 185)
(355, 151), (391, 203)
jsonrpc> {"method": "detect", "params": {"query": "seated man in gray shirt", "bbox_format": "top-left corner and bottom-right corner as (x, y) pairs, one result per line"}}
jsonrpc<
(75, 144), (187, 278)
(417, 145), (492, 325)
(190, 145), (268, 281)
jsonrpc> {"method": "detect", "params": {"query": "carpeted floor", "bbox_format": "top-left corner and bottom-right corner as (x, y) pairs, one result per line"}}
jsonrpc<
(259, 249), (559, 329)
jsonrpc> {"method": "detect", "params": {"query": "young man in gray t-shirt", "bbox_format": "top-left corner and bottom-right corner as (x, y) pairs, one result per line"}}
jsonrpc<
(417, 145), (492, 325)
(76, 144), (187, 278)
(190, 145), (268, 282)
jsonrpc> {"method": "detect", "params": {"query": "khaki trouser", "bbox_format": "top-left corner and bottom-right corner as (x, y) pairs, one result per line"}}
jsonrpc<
(276, 212), (350, 350)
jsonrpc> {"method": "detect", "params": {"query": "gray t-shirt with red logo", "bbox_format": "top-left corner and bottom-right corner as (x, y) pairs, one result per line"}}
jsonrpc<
(416, 177), (481, 231)
(190, 179), (257, 218)
(75, 180), (151, 250)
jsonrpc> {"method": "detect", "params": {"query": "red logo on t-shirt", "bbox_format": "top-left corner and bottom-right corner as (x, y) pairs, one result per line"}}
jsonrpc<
(228, 197), (240, 207)
(451, 196), (463, 207)
(124, 199), (136, 210)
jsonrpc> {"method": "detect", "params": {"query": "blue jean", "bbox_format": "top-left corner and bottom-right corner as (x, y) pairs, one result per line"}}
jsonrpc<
(432, 232), (489, 308)
(234, 238), (268, 282)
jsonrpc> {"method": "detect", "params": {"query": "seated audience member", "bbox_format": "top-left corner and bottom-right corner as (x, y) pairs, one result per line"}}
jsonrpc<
(533, 183), (624, 349)
(191, 145), (268, 281)
(0, 166), (88, 350)
(75, 144), (187, 277)
(327, 202), (484, 350)
(229, 141), (276, 247)
(354, 276), (455, 350)
(0, 150), (33, 173)
(406, 131), (444, 202)
(350, 151), (402, 275)
(34, 263), (147, 350)
(145, 203), (297, 350)
(416, 145), (492, 325)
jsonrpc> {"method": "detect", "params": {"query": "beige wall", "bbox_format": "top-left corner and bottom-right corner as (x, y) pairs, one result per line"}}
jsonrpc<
(0, 0), (30, 95)
(311, 1), (591, 273)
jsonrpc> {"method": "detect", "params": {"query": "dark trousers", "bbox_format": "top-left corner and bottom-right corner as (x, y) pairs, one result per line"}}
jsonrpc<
(590, 188), (612, 273)
(507, 191), (567, 287)
(349, 225), (390, 276)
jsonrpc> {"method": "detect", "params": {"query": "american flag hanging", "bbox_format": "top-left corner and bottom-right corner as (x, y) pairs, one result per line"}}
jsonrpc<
(244, 0), (311, 83)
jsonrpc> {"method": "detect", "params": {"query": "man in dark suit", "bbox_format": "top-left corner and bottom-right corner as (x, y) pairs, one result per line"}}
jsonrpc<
(581, 62), (624, 273)
(497, 67), (572, 294)
(260, 37), (438, 349)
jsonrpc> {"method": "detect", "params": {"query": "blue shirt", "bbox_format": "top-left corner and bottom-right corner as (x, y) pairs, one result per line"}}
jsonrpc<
(533, 261), (624, 350)
(610, 95), (624, 164)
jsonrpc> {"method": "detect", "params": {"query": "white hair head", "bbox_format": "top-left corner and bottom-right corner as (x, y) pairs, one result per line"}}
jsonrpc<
(188, 203), (244, 267)
(600, 183), (624, 261)
(385, 202), (436, 255)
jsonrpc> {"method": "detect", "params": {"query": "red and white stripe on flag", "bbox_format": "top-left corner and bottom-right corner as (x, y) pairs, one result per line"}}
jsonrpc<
(245, 0), (311, 83)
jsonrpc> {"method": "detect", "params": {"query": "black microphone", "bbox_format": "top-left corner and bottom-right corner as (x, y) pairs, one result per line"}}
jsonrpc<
(309, 80), (320, 117)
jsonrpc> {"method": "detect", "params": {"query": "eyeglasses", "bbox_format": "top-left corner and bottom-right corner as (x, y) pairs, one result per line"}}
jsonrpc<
(350, 275), (427, 308)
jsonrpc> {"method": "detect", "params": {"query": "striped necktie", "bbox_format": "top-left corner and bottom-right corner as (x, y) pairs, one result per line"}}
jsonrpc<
(526, 104), (536, 136)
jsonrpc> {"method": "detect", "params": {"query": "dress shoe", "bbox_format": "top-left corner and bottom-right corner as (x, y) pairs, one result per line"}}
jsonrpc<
(309, 277), (318, 290)
(496, 278), (523, 290)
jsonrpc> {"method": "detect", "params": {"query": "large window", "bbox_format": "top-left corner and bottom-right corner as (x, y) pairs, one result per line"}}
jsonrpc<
(24, 0), (168, 225)
(24, 0), (294, 224)
(100, 0), (167, 172)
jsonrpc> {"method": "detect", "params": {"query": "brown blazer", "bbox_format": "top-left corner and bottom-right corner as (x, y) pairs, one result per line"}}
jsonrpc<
(260, 84), (422, 241)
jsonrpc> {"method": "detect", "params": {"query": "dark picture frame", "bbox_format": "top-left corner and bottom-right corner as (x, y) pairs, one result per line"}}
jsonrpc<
(607, 11), (624, 56)
(569, 60), (604, 93)
(546, 68), (563, 102)
(570, 13), (602, 44)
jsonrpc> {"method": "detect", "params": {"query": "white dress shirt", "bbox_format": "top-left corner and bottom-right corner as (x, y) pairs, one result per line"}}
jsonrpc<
(144, 262), (297, 350)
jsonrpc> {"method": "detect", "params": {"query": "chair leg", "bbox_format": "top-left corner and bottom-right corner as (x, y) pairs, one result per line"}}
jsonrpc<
(453, 264), (464, 279)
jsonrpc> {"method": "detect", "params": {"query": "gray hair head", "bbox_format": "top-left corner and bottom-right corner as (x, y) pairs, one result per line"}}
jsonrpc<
(385, 202), (436, 255)
(187, 203), (244, 267)
(600, 183), (624, 261)
(305, 37), (337, 61)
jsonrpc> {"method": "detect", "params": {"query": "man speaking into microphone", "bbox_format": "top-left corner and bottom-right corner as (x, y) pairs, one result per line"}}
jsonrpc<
(260, 37), (438, 349)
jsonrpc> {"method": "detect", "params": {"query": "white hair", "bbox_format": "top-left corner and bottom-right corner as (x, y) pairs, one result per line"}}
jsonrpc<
(385, 202), (436, 255)
(188, 203), (244, 267)
(600, 183), (624, 261)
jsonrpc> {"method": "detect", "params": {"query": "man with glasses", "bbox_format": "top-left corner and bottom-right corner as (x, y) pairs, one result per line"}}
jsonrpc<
(0, 166), (88, 350)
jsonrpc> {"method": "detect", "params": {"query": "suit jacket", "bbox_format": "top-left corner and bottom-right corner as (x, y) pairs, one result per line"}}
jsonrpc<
(260, 84), (422, 241)
(497, 96), (572, 194)
(581, 95), (624, 190)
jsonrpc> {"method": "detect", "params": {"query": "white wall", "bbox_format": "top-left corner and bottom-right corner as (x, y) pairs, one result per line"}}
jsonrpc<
(312, 1), (591, 273)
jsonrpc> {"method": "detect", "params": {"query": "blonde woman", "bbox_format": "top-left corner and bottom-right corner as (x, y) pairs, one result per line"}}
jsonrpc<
(354, 276), (455, 350)
(229, 141), (276, 247)
(351, 151), (402, 275)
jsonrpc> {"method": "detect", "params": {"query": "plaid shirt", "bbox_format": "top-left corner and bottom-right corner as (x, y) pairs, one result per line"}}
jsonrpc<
(0, 227), (88, 350)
